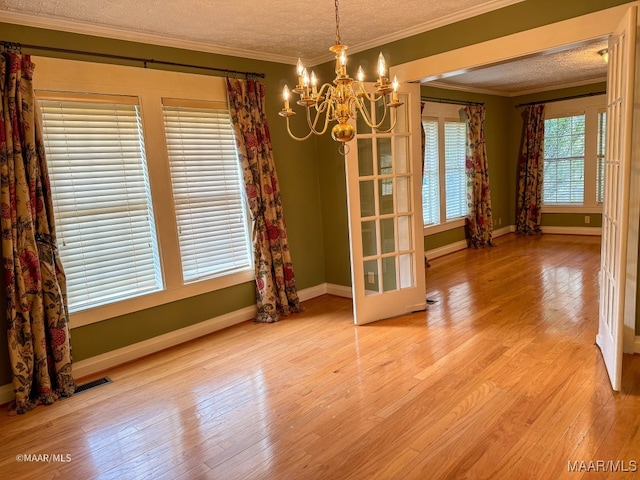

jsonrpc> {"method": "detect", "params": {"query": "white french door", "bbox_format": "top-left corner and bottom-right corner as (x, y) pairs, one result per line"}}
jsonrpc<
(344, 82), (426, 325)
(597, 6), (637, 391)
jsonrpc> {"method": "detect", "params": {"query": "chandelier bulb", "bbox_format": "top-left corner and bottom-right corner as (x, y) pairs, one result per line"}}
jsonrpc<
(296, 58), (305, 76)
(357, 66), (365, 82)
(282, 85), (290, 110)
(377, 52), (386, 78)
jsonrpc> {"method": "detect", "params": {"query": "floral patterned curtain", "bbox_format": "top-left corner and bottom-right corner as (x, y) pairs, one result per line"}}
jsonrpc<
(516, 104), (545, 234)
(226, 78), (302, 323)
(1, 52), (75, 414)
(464, 105), (494, 248)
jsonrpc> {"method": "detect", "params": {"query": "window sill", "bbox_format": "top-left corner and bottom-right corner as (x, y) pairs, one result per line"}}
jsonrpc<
(423, 218), (465, 236)
(69, 269), (255, 329)
(541, 206), (603, 214)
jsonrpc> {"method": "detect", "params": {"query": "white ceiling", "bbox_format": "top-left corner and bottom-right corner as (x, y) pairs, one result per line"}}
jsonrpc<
(0, 0), (609, 96)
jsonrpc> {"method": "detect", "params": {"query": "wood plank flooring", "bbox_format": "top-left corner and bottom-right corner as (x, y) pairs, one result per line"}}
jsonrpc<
(1, 233), (640, 479)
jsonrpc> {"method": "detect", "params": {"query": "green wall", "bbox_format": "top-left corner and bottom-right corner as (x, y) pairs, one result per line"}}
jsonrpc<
(1, 0), (635, 387)
(0, 23), (326, 386)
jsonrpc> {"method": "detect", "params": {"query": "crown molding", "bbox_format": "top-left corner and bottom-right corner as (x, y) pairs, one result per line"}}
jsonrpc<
(0, 10), (296, 65)
(427, 80), (508, 97)
(508, 76), (608, 97)
(306, 0), (526, 65)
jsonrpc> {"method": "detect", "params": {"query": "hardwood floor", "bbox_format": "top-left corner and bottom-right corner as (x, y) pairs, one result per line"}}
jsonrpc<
(1, 233), (639, 479)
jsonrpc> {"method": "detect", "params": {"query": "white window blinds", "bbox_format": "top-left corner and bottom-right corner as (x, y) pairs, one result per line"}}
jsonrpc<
(444, 121), (467, 220)
(162, 101), (251, 283)
(39, 98), (163, 312)
(421, 116), (467, 227)
(596, 111), (606, 205)
(422, 120), (440, 226)
(543, 115), (585, 205)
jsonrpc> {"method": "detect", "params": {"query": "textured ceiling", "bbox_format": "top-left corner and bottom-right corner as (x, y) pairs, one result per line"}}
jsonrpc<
(429, 39), (609, 95)
(0, 0), (524, 64)
(0, 0), (609, 95)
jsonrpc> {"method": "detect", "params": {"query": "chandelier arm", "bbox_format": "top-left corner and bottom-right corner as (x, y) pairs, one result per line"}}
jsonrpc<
(372, 108), (399, 134)
(352, 81), (384, 103)
(353, 96), (375, 128)
(354, 96), (392, 130)
(285, 116), (318, 142)
(305, 104), (332, 136)
(314, 83), (333, 113)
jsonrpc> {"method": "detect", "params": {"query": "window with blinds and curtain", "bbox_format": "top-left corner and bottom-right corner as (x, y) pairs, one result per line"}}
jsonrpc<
(421, 113), (467, 228)
(162, 99), (251, 283)
(38, 93), (251, 313)
(40, 97), (163, 311)
(541, 95), (606, 211)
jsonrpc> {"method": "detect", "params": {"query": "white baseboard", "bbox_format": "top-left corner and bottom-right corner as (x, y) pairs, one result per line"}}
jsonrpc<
(425, 240), (468, 260)
(493, 225), (516, 237)
(424, 225), (515, 261)
(541, 226), (602, 236)
(326, 283), (353, 298)
(73, 283), (329, 379)
(1, 282), (331, 406)
(72, 304), (257, 379)
(297, 283), (329, 302)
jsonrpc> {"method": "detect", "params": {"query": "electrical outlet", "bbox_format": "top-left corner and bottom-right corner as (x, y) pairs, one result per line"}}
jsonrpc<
(585, 215), (591, 224)
(367, 272), (375, 284)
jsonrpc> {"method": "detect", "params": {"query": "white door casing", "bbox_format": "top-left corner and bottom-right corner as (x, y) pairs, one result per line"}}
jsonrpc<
(596, 6), (637, 391)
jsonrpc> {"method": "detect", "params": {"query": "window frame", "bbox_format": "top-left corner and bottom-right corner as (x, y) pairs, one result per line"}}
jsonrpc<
(421, 102), (468, 235)
(541, 95), (606, 214)
(33, 56), (254, 328)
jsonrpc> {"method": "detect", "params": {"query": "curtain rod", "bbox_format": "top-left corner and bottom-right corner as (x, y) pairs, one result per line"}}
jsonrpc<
(515, 90), (606, 108)
(0, 41), (266, 79)
(421, 96), (484, 107)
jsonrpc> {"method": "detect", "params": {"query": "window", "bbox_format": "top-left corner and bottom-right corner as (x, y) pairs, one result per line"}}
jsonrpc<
(541, 95), (606, 211)
(543, 114), (585, 205)
(40, 97), (163, 311)
(34, 57), (254, 323)
(162, 100), (251, 282)
(443, 122), (467, 220)
(421, 102), (467, 228)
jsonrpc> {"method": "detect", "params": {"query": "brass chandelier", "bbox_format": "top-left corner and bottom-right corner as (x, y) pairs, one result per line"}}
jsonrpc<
(278, 0), (403, 151)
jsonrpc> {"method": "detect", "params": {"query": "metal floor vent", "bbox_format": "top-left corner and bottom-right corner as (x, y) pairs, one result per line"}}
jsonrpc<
(75, 376), (112, 394)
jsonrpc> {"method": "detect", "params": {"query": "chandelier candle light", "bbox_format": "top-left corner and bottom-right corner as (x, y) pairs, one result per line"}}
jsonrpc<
(279, 0), (403, 152)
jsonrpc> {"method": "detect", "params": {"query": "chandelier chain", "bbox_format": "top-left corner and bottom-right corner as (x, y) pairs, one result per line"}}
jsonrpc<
(335, 0), (341, 45)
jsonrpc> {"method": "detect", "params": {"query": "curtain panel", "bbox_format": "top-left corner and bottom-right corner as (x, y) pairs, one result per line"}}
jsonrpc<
(515, 104), (545, 234)
(1, 52), (75, 414)
(226, 78), (302, 323)
(464, 105), (494, 248)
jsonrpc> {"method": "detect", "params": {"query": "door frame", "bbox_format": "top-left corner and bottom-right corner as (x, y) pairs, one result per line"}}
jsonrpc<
(390, 3), (640, 354)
